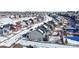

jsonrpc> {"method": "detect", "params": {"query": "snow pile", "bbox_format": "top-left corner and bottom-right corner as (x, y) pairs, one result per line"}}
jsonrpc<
(16, 40), (76, 48)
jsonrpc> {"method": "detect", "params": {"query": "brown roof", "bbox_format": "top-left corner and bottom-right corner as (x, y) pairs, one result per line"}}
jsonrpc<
(13, 44), (23, 48)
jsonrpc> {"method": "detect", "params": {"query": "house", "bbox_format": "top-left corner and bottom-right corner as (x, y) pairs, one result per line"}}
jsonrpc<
(0, 24), (11, 36)
(44, 22), (53, 31)
(29, 18), (34, 24)
(0, 18), (13, 26)
(0, 27), (3, 36)
(36, 25), (49, 34)
(15, 21), (22, 30)
(26, 19), (32, 25)
(48, 20), (56, 26)
(22, 33), (30, 41)
(3, 24), (10, 32)
(47, 21), (55, 30)
(37, 16), (44, 22)
(9, 24), (17, 31)
(21, 21), (27, 28)
(75, 24), (79, 32)
(23, 20), (29, 25)
(32, 18), (38, 23)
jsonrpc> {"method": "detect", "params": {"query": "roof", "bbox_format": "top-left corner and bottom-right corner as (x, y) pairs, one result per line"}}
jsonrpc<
(0, 18), (13, 25)
(37, 25), (48, 33)
(13, 44), (23, 48)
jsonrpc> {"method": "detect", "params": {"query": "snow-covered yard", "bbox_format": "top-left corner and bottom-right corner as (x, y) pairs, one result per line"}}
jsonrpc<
(16, 40), (76, 48)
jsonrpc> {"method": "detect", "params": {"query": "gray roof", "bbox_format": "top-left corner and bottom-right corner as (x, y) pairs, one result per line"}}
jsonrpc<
(28, 30), (43, 41)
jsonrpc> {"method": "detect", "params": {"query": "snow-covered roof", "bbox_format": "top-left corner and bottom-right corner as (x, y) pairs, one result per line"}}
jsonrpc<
(0, 18), (13, 25)
(0, 17), (33, 26)
(55, 27), (62, 31)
